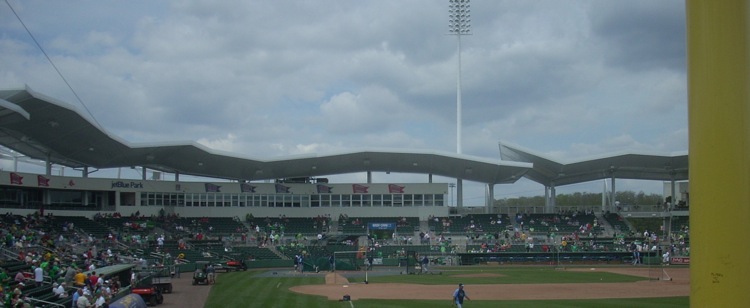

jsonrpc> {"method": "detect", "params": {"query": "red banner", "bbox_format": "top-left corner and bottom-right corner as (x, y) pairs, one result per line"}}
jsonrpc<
(388, 184), (405, 193)
(352, 184), (369, 194)
(37, 175), (50, 187)
(10, 172), (23, 185)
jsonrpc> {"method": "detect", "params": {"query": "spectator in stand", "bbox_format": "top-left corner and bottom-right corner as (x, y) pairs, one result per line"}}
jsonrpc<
(34, 264), (44, 287)
(0, 268), (10, 286)
(89, 271), (99, 288)
(14, 270), (25, 283)
(65, 266), (76, 284)
(53, 282), (66, 298)
(76, 291), (94, 308)
(74, 270), (87, 287)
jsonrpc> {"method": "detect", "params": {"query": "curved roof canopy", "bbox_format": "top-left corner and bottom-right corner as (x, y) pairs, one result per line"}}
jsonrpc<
(0, 87), (531, 184)
(0, 87), (689, 188)
(499, 142), (688, 187)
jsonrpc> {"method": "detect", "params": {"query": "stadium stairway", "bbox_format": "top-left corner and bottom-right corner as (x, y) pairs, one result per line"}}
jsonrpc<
(267, 246), (289, 260)
(595, 213), (615, 237)
(1, 246), (17, 259)
(419, 220), (429, 235)
(329, 220), (339, 234)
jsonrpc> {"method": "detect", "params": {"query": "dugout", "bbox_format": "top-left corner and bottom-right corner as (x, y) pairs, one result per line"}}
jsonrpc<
(329, 251), (361, 271)
(87, 263), (137, 289)
(405, 251), (418, 274)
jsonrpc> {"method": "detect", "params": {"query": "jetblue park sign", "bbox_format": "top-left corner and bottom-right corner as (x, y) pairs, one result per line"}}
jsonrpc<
(111, 181), (144, 189)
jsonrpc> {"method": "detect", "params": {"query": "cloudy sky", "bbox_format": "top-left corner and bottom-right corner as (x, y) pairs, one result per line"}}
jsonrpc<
(0, 0), (688, 205)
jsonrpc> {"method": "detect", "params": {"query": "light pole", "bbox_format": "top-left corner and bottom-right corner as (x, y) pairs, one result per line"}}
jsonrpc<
(448, 0), (471, 154)
(448, 0), (470, 207)
(449, 183), (456, 207)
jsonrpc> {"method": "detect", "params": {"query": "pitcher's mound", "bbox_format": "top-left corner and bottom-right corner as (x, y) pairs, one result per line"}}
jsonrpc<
(325, 273), (349, 285)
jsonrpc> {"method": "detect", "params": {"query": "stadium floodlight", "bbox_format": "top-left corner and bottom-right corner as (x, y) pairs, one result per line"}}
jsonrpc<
(448, 0), (471, 208)
(447, 0), (471, 154)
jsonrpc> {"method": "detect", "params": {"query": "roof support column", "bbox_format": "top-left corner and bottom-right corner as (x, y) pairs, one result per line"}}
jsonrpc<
(142, 167), (147, 181)
(45, 153), (51, 176)
(428, 173), (433, 183)
(456, 179), (463, 208)
(367, 171), (372, 184)
(82, 166), (88, 178)
(670, 173), (676, 211)
(175, 172), (180, 182)
(687, 0), (750, 305)
(610, 174), (616, 212)
(548, 184), (556, 214)
(485, 184), (494, 214)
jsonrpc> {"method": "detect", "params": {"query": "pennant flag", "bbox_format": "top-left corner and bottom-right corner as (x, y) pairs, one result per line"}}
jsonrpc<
(352, 184), (369, 194)
(175, 184), (181, 191)
(68, 180), (76, 187)
(240, 183), (256, 193)
(275, 184), (290, 193)
(388, 184), (405, 193)
(205, 183), (221, 192)
(316, 184), (332, 194)
(37, 175), (50, 187)
(10, 172), (23, 185)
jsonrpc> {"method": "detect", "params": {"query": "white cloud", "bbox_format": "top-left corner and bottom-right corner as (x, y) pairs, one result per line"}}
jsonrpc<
(319, 86), (410, 134)
(0, 0), (688, 202)
(197, 133), (238, 153)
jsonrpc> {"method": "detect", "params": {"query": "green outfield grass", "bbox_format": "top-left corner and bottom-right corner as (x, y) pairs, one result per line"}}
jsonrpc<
(205, 267), (688, 308)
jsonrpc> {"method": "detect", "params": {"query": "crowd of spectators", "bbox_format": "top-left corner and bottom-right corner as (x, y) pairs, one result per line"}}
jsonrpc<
(1, 211), (131, 308)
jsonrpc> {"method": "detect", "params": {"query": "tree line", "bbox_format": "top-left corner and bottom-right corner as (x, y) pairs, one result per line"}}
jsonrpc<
(494, 191), (663, 207)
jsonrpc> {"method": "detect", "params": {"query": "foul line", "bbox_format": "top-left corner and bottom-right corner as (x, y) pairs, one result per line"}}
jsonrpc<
(276, 282), (281, 288)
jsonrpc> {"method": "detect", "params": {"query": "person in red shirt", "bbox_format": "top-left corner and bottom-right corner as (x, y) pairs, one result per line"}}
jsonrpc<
(89, 271), (99, 287)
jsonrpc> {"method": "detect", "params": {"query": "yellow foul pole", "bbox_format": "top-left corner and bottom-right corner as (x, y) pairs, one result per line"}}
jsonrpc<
(687, 0), (750, 306)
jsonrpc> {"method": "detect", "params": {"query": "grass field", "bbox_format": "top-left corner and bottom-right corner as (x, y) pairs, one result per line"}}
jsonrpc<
(205, 267), (689, 308)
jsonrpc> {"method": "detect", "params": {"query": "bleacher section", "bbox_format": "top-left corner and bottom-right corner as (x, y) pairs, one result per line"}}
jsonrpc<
(516, 213), (604, 235)
(176, 217), (248, 235)
(247, 217), (326, 236)
(671, 216), (690, 234)
(50, 215), (110, 238)
(429, 214), (511, 234)
(95, 217), (159, 243)
(234, 246), (282, 260)
(0, 259), (74, 308)
(0, 210), (690, 294)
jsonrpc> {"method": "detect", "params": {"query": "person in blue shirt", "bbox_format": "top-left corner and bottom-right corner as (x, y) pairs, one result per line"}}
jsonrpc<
(452, 283), (471, 307)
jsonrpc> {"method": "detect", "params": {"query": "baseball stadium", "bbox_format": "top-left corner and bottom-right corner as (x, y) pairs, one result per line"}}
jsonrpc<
(0, 86), (691, 308)
(1, 1), (748, 307)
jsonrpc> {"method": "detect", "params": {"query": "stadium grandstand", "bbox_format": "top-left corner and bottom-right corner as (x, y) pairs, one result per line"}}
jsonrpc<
(0, 87), (691, 306)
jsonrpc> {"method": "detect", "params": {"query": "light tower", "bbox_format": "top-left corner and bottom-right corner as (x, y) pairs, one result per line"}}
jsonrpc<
(448, 0), (471, 207)
(448, 0), (471, 154)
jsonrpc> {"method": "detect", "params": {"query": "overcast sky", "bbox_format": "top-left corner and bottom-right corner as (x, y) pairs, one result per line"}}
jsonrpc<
(0, 0), (687, 205)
